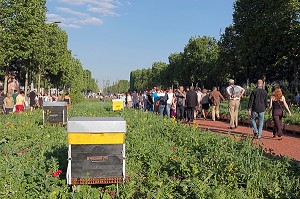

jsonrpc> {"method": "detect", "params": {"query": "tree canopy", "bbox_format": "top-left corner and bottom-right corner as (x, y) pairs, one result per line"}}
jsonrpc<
(130, 0), (300, 93)
(0, 0), (99, 101)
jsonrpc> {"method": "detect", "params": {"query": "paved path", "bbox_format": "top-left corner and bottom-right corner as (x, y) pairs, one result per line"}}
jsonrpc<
(193, 118), (300, 162)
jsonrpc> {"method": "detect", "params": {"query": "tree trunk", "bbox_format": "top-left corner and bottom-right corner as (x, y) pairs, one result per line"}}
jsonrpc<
(294, 61), (299, 93)
(38, 71), (41, 95)
(24, 69), (29, 97)
(3, 65), (9, 94)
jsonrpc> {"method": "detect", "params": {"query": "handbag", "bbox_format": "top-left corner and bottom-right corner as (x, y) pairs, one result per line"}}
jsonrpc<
(155, 100), (160, 107)
(277, 101), (287, 118)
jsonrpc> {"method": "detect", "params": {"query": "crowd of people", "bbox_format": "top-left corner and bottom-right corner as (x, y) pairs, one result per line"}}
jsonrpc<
(116, 79), (298, 140)
(1, 79), (299, 140)
(0, 90), (71, 114)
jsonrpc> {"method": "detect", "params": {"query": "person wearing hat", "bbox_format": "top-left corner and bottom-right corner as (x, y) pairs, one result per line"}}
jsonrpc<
(226, 79), (245, 129)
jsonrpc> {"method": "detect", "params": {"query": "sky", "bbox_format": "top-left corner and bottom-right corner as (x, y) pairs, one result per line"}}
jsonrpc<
(46, 0), (235, 88)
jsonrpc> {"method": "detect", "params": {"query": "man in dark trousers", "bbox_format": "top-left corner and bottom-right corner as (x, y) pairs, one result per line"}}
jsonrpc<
(248, 79), (268, 139)
(186, 86), (198, 123)
(175, 86), (186, 121)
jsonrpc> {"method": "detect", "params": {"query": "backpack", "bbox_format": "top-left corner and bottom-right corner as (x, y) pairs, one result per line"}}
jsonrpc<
(159, 93), (168, 105)
(230, 85), (241, 98)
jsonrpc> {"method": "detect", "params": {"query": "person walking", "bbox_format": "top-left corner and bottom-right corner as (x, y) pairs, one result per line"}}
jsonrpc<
(209, 87), (225, 121)
(15, 91), (25, 112)
(146, 90), (154, 112)
(195, 87), (202, 119)
(3, 93), (14, 114)
(0, 90), (5, 114)
(126, 92), (133, 108)
(29, 90), (36, 112)
(152, 88), (160, 113)
(166, 87), (174, 118)
(63, 92), (71, 109)
(201, 89), (210, 120)
(132, 91), (138, 109)
(268, 87), (292, 140)
(226, 79), (245, 129)
(175, 86), (186, 121)
(186, 86), (198, 123)
(157, 88), (168, 117)
(247, 80), (268, 139)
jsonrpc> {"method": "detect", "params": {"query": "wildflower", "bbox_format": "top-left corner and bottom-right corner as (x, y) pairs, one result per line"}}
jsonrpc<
(110, 191), (115, 197)
(53, 170), (62, 177)
(172, 147), (177, 151)
(15, 152), (21, 156)
(3, 152), (6, 156)
(53, 172), (59, 177)
(178, 175), (185, 180)
(22, 149), (26, 153)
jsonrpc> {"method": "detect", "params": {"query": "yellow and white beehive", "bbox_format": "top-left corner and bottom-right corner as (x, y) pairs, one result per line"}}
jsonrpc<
(112, 99), (124, 111)
(66, 117), (126, 185)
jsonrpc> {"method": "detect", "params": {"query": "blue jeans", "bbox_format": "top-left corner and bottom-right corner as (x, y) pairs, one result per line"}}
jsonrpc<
(5, 108), (13, 114)
(159, 105), (166, 117)
(166, 104), (171, 118)
(250, 111), (265, 138)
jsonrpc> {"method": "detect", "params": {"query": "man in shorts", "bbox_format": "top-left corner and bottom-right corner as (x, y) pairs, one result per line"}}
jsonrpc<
(15, 91), (25, 112)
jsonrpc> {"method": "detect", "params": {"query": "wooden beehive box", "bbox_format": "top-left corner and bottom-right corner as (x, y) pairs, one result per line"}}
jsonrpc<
(112, 99), (124, 111)
(66, 117), (127, 185)
(43, 102), (68, 125)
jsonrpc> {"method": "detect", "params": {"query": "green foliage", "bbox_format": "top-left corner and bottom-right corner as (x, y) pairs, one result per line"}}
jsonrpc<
(0, 0), (98, 96)
(130, 0), (300, 92)
(130, 36), (220, 91)
(230, 0), (300, 84)
(105, 80), (130, 93)
(0, 102), (299, 198)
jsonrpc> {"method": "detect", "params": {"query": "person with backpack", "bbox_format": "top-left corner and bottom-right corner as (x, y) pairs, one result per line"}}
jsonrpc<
(226, 79), (245, 129)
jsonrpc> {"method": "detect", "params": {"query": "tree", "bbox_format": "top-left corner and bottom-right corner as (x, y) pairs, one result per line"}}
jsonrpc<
(233, 0), (300, 85)
(182, 36), (219, 88)
(218, 25), (240, 83)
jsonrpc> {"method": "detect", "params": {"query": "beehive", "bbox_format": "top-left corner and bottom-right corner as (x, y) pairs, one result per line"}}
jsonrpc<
(43, 102), (68, 125)
(66, 117), (127, 185)
(112, 99), (124, 111)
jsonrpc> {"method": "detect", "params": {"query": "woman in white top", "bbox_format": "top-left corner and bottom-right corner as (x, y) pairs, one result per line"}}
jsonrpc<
(166, 88), (174, 118)
(127, 93), (133, 108)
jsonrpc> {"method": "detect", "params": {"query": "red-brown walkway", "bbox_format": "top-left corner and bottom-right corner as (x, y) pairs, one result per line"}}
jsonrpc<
(193, 118), (300, 162)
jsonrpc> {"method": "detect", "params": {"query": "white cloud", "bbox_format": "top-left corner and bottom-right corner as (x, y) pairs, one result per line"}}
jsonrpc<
(79, 17), (103, 25)
(56, 7), (89, 17)
(46, 13), (76, 23)
(87, 5), (119, 16)
(59, 0), (94, 6)
(60, 23), (81, 29)
(47, 0), (131, 28)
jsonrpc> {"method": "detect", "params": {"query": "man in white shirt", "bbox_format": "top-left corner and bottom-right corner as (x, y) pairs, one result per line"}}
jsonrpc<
(226, 79), (245, 129)
(195, 87), (202, 118)
(166, 87), (174, 118)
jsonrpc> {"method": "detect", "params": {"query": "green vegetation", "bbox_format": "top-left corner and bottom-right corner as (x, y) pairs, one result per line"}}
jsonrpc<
(0, 1), (98, 101)
(104, 80), (130, 94)
(0, 102), (299, 198)
(129, 0), (300, 92)
(217, 100), (300, 126)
